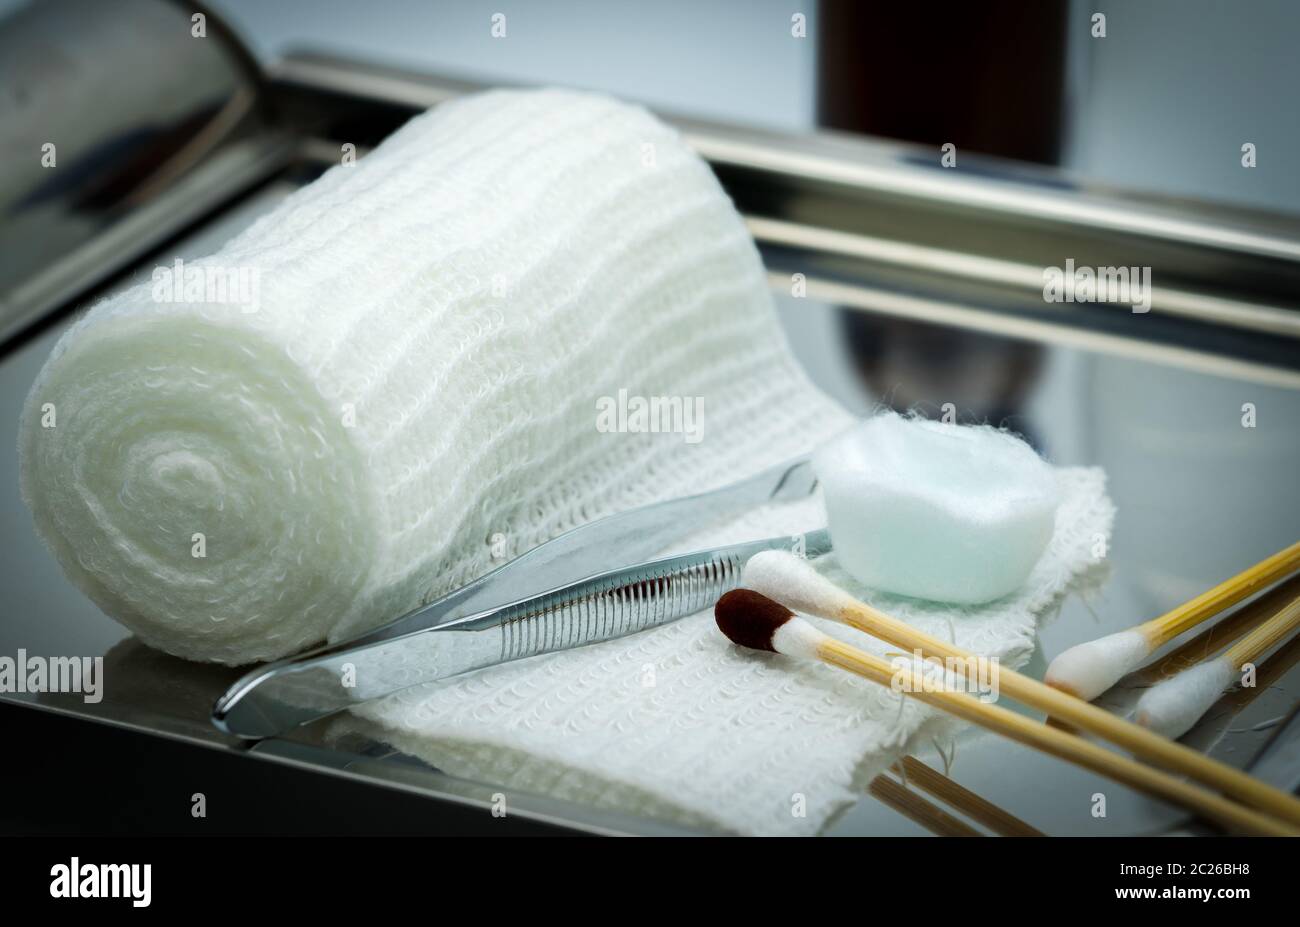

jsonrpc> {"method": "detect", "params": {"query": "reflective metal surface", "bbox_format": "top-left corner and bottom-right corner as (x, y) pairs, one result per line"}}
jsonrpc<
(0, 0), (285, 346)
(2, 35), (1298, 835)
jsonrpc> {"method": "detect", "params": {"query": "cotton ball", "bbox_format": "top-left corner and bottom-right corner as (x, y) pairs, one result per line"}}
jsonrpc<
(1134, 659), (1236, 740)
(813, 413), (1059, 604)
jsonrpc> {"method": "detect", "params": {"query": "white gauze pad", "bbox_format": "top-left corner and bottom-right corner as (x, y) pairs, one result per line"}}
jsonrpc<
(813, 413), (1060, 604)
(18, 88), (813, 665)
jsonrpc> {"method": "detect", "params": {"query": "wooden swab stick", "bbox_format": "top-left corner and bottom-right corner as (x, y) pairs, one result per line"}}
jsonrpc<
(1217, 622), (1300, 716)
(868, 772), (983, 837)
(895, 756), (1045, 837)
(873, 756), (1044, 837)
(1224, 589), (1300, 668)
(1045, 539), (1300, 701)
(743, 550), (1300, 829)
(1136, 573), (1300, 684)
(715, 590), (1296, 836)
(1135, 589), (1300, 740)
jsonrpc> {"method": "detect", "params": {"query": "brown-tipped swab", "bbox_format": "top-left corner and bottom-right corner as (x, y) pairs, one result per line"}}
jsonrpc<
(714, 587), (1294, 836)
(715, 589), (826, 659)
(741, 550), (1300, 830)
(1046, 539), (1300, 702)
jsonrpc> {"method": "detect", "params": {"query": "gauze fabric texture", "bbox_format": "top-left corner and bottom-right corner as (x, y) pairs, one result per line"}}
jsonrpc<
(344, 467), (1112, 836)
(20, 87), (839, 664)
(19, 87), (1115, 835)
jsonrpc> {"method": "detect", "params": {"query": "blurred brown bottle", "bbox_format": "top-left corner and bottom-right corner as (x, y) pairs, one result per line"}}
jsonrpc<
(818, 1), (1069, 433)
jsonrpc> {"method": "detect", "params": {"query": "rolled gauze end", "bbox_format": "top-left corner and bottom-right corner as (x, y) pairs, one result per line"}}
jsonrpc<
(19, 88), (799, 665)
(813, 413), (1059, 604)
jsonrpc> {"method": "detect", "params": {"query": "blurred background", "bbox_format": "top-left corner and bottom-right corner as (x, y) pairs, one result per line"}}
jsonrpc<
(193, 0), (1300, 214)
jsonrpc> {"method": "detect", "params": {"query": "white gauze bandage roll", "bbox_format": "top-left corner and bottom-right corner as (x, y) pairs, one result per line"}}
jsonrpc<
(19, 88), (817, 665)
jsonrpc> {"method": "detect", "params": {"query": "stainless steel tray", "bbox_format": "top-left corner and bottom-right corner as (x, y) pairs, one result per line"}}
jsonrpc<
(3, 31), (1298, 835)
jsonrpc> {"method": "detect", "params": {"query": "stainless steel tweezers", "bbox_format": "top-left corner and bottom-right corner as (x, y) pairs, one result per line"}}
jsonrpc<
(213, 456), (829, 738)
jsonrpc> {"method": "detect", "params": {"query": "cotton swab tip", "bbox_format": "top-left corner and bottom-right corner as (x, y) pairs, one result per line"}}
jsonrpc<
(715, 589), (825, 659)
(715, 589), (790, 653)
(1134, 659), (1237, 740)
(744, 549), (856, 619)
(1044, 629), (1150, 701)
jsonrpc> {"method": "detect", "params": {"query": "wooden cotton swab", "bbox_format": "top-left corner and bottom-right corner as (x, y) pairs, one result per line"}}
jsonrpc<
(1135, 588), (1300, 740)
(743, 549), (1300, 829)
(1217, 624), (1300, 717)
(872, 757), (1044, 836)
(1044, 539), (1300, 701)
(868, 772), (983, 837)
(894, 756), (1045, 837)
(714, 590), (1296, 836)
(1135, 573), (1300, 684)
